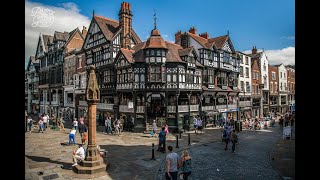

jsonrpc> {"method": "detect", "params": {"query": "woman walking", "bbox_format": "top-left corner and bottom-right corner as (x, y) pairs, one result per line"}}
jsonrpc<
(180, 150), (192, 180)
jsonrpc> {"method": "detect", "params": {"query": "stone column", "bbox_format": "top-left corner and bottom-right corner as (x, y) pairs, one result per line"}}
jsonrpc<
(86, 103), (99, 161)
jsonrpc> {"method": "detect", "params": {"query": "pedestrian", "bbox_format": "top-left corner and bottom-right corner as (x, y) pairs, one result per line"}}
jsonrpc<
(105, 116), (113, 134)
(180, 150), (192, 180)
(222, 126), (230, 150)
(68, 129), (77, 145)
(71, 144), (85, 166)
(152, 119), (157, 137)
(73, 118), (78, 132)
(78, 121), (88, 145)
(113, 118), (121, 136)
(197, 117), (203, 134)
(38, 118), (44, 133)
(193, 116), (198, 134)
(58, 116), (65, 132)
(46, 114), (50, 128)
(230, 129), (238, 153)
(42, 114), (48, 131)
(164, 123), (169, 134)
(27, 116), (34, 132)
(157, 127), (166, 153)
(165, 146), (181, 180)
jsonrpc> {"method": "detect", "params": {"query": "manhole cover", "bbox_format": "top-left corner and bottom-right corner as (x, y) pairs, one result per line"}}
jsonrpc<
(42, 173), (59, 180)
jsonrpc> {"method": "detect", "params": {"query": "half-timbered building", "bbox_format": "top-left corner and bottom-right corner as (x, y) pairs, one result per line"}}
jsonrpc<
(175, 28), (240, 125)
(82, 2), (141, 123)
(115, 26), (203, 132)
(26, 56), (40, 114)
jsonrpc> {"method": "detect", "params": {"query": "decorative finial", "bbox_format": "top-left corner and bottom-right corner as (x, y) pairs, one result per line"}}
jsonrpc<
(153, 9), (157, 30)
(93, 9), (95, 16)
(227, 30), (229, 36)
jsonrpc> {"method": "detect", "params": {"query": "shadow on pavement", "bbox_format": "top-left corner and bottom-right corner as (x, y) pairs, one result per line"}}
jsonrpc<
(25, 155), (72, 170)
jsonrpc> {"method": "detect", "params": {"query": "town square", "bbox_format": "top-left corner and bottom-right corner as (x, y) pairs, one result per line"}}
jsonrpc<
(25, 1), (295, 179)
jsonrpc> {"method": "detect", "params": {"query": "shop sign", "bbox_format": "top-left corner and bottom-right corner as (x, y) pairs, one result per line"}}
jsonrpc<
(219, 109), (227, 113)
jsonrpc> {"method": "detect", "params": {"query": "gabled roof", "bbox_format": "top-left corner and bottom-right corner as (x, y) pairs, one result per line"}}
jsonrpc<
(53, 31), (69, 41)
(64, 27), (85, 48)
(178, 47), (193, 57)
(165, 42), (185, 63)
(186, 32), (210, 48)
(248, 52), (262, 59)
(208, 35), (228, 49)
(119, 48), (135, 63)
(93, 15), (142, 43)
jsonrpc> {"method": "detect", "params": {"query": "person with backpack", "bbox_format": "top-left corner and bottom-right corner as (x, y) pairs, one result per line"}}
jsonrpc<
(78, 121), (88, 145)
(157, 127), (166, 153)
(230, 129), (238, 153)
(222, 126), (230, 150)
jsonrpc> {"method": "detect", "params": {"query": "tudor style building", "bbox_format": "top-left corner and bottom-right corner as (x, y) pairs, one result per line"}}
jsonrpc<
(237, 51), (252, 120)
(277, 63), (288, 113)
(82, 2), (142, 123)
(175, 28), (240, 124)
(115, 25), (203, 132)
(26, 56), (40, 114)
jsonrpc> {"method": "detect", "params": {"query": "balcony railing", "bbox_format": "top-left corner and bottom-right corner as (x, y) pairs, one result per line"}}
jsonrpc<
(97, 103), (114, 110)
(50, 101), (59, 105)
(216, 105), (227, 109)
(31, 100), (39, 104)
(228, 104), (237, 110)
(136, 106), (145, 113)
(167, 106), (176, 113)
(239, 101), (251, 107)
(178, 105), (188, 112)
(190, 104), (199, 111)
(79, 101), (87, 106)
(119, 105), (134, 113)
(201, 105), (214, 111)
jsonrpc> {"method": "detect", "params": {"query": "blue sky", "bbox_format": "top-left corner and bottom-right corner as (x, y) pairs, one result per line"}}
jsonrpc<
(25, 0), (295, 67)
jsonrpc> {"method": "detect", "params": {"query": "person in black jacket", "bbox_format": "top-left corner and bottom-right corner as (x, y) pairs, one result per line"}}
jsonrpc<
(78, 121), (88, 145)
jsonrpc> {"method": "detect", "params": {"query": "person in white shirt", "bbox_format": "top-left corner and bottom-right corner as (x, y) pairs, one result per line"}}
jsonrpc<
(72, 144), (85, 166)
(197, 118), (203, 133)
(46, 114), (50, 128)
(42, 114), (48, 131)
(72, 118), (78, 133)
(27, 116), (33, 132)
(193, 117), (198, 134)
(152, 119), (157, 137)
(68, 129), (77, 145)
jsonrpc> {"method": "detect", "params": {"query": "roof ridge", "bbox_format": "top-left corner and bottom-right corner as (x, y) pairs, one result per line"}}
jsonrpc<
(94, 15), (119, 23)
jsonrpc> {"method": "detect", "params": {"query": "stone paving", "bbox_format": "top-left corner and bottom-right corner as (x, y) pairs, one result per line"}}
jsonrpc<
(25, 123), (294, 180)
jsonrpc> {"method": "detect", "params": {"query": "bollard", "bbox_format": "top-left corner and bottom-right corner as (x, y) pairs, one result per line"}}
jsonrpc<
(176, 135), (179, 148)
(151, 143), (155, 160)
(188, 133), (191, 145)
(179, 131), (182, 139)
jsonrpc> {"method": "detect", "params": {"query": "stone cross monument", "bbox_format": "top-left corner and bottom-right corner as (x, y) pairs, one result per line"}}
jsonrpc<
(74, 65), (107, 174)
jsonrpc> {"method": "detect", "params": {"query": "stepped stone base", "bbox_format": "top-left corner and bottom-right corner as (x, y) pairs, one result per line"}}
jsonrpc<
(73, 158), (109, 174)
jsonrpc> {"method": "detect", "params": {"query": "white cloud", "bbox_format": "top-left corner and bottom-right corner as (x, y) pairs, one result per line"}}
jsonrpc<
(25, 1), (90, 68)
(244, 47), (295, 65)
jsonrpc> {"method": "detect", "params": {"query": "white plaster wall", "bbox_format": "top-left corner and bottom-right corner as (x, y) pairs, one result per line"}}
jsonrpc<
(260, 51), (269, 90)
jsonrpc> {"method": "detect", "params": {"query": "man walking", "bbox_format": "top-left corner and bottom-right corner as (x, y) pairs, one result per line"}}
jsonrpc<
(157, 127), (166, 152)
(165, 146), (181, 180)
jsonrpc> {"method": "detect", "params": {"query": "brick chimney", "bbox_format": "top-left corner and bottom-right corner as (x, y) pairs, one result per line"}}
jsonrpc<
(199, 32), (209, 39)
(189, 27), (197, 34)
(175, 30), (182, 43)
(119, 2), (132, 49)
(82, 26), (88, 38)
(252, 46), (257, 54)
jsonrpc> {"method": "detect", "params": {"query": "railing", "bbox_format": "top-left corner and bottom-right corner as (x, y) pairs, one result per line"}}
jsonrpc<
(270, 101), (278, 105)
(119, 105), (134, 113)
(216, 105), (227, 109)
(64, 102), (74, 107)
(167, 106), (176, 113)
(178, 105), (188, 112)
(50, 101), (59, 105)
(136, 106), (145, 113)
(190, 104), (199, 111)
(97, 103), (114, 110)
(201, 105), (214, 111)
(239, 101), (251, 107)
(31, 100), (39, 104)
(79, 101), (87, 106)
(228, 104), (237, 110)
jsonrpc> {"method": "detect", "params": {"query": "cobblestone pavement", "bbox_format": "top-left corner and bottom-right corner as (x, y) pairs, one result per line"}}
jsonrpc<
(156, 126), (287, 180)
(25, 123), (293, 180)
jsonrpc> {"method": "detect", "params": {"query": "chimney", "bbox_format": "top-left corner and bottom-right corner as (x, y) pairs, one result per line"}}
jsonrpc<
(189, 27), (197, 34)
(175, 30), (182, 43)
(119, 2), (133, 49)
(199, 32), (209, 39)
(252, 46), (257, 54)
(82, 26), (88, 38)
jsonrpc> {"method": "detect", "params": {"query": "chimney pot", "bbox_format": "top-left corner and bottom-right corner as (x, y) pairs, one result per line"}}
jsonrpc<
(189, 27), (197, 34)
